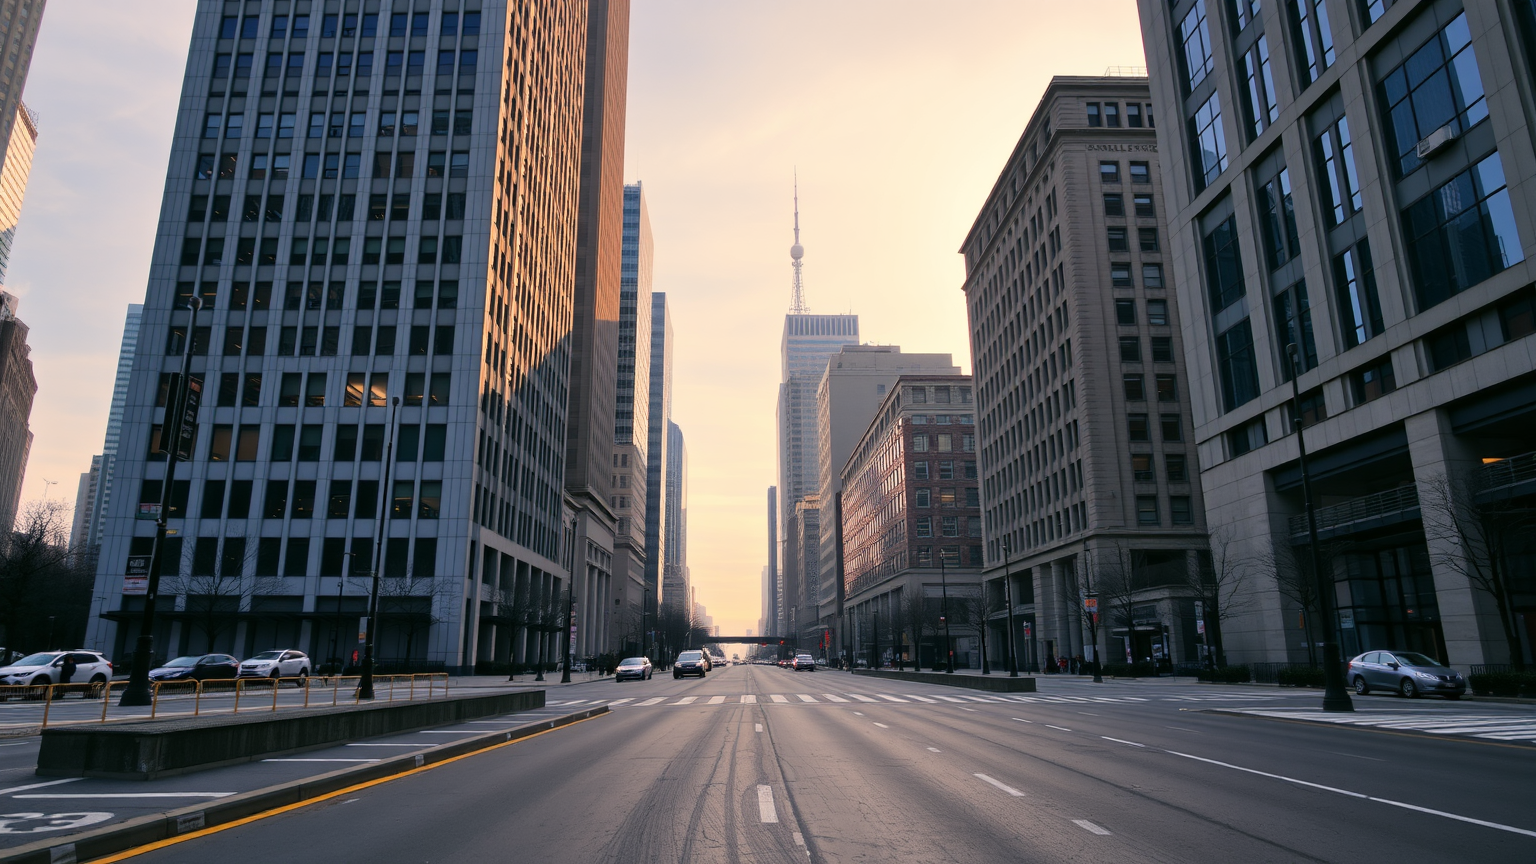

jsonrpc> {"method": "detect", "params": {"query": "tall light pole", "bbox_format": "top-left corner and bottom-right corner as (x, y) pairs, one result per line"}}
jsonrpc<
(1288, 344), (1353, 712)
(359, 395), (400, 700)
(559, 583), (574, 684)
(1001, 538), (1019, 678)
(121, 298), (201, 707)
(641, 587), (649, 661)
(940, 551), (954, 674)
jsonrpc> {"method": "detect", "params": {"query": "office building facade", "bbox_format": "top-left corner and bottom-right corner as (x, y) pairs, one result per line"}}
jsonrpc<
(962, 76), (1210, 672)
(610, 179), (650, 635)
(86, 0), (596, 671)
(662, 419), (687, 611)
(0, 0), (43, 181)
(643, 290), (672, 622)
(1137, 0), (1536, 666)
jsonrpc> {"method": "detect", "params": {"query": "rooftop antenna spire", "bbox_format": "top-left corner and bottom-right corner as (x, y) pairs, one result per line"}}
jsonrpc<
(789, 172), (808, 314)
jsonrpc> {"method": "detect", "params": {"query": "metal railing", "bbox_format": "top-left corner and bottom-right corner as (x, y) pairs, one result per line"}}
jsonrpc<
(1481, 451), (1536, 492)
(0, 673), (450, 730)
(1289, 485), (1419, 540)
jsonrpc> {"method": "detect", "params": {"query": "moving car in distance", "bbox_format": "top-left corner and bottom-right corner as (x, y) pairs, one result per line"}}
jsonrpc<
(793, 653), (816, 671)
(150, 654), (239, 682)
(1346, 650), (1466, 699)
(238, 650), (311, 681)
(674, 650), (709, 679)
(0, 651), (112, 686)
(615, 657), (653, 681)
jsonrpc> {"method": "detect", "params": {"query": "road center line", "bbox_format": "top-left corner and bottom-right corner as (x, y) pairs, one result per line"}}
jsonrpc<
(1011, 718), (1032, 723)
(873, 722), (890, 729)
(974, 773), (1025, 797)
(1165, 750), (1536, 839)
(926, 747), (942, 752)
(757, 785), (778, 823)
(961, 707), (978, 712)
(853, 711), (864, 716)
(1101, 737), (1145, 747)
(1079, 712), (1101, 716)
(1073, 819), (1112, 835)
(1045, 725), (1073, 732)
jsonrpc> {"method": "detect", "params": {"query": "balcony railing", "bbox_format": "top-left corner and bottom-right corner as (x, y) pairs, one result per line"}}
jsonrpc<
(1481, 450), (1536, 493)
(1289, 485), (1420, 542)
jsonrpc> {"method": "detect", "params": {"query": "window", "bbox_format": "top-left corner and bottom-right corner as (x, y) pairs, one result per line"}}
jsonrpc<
(1133, 194), (1155, 218)
(1290, 0), (1336, 87)
(1258, 167), (1301, 270)
(1139, 227), (1160, 252)
(1151, 336), (1174, 363)
(1190, 93), (1228, 190)
(1166, 453), (1189, 482)
(1315, 117), (1362, 228)
(1137, 495), (1160, 525)
(1119, 336), (1142, 363)
(1402, 152), (1524, 311)
(1128, 413), (1150, 441)
(1179, 0), (1216, 92)
(1103, 193), (1124, 217)
(1155, 373), (1178, 402)
(1115, 299), (1137, 326)
(1274, 281), (1318, 378)
(1107, 226), (1129, 252)
(1171, 496), (1194, 525)
(1240, 36), (1280, 138)
(1103, 102), (1120, 127)
(1334, 240), (1385, 349)
(1127, 103), (1144, 127)
(915, 488), (931, 508)
(1379, 13), (1487, 177)
(1132, 453), (1155, 482)
(1143, 263), (1165, 289)
(1146, 300), (1169, 326)
(1216, 318), (1260, 411)
(1499, 288), (1536, 341)
(1203, 215), (1246, 312)
(1292, 387), (1328, 429)
(1124, 374), (1146, 401)
(1087, 102), (1102, 127)
(1129, 161), (1151, 184)
(1349, 356), (1397, 404)
(916, 516), (932, 538)
(1099, 161), (1121, 184)
(913, 461), (929, 480)
(1363, 0), (1397, 25)
(942, 516), (960, 537)
(913, 434), (929, 452)
(1161, 414), (1183, 441)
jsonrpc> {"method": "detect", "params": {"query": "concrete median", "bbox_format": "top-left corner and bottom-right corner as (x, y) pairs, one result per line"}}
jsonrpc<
(36, 689), (546, 780)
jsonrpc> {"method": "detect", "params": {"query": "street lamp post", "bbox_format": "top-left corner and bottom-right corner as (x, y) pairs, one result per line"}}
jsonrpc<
(359, 395), (401, 700)
(641, 587), (650, 662)
(1001, 538), (1019, 678)
(1288, 344), (1353, 713)
(940, 552), (954, 674)
(120, 298), (202, 707)
(331, 552), (352, 672)
(559, 583), (574, 684)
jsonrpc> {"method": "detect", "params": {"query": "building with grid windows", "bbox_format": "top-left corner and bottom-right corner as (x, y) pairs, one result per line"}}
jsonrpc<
(643, 291), (672, 622)
(85, 0), (602, 672)
(610, 180), (650, 634)
(1137, 0), (1536, 667)
(840, 375), (984, 669)
(961, 76), (1211, 674)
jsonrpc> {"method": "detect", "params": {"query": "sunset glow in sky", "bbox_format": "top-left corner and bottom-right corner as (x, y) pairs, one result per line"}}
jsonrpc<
(11, 1), (1147, 636)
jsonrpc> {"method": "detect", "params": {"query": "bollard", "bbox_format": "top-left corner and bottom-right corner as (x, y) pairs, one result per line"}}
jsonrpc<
(41, 684), (53, 730)
(100, 683), (112, 723)
(234, 678), (243, 714)
(150, 683), (159, 720)
(194, 680), (202, 717)
(272, 678), (280, 712)
(409, 674), (416, 702)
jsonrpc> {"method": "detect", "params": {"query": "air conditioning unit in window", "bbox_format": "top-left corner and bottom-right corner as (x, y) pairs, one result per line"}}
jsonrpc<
(1416, 124), (1459, 160)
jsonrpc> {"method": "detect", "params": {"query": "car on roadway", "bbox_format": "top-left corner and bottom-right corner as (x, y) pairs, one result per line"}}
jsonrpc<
(237, 649), (310, 681)
(1346, 650), (1466, 699)
(615, 656), (653, 681)
(793, 654), (816, 671)
(150, 654), (240, 683)
(0, 651), (112, 687)
(674, 650), (709, 679)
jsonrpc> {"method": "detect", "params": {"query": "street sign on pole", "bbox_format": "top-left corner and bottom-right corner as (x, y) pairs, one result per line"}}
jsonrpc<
(123, 554), (151, 596)
(175, 376), (201, 461)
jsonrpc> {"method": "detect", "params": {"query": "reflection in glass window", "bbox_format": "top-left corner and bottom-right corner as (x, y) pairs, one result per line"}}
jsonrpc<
(1378, 13), (1487, 176)
(1402, 151), (1524, 311)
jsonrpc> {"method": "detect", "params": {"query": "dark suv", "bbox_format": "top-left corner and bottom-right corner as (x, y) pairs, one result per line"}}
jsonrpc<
(674, 650), (709, 679)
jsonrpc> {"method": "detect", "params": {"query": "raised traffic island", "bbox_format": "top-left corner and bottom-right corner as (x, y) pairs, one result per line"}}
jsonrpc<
(851, 670), (1038, 692)
(36, 689), (545, 780)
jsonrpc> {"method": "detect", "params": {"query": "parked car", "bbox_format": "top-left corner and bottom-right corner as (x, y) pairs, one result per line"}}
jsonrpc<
(238, 650), (311, 680)
(1347, 650), (1466, 699)
(674, 650), (709, 679)
(149, 654), (240, 682)
(0, 651), (112, 687)
(615, 656), (653, 681)
(793, 653), (816, 671)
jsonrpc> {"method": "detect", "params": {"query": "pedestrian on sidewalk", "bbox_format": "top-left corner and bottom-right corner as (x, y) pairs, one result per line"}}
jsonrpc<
(59, 654), (77, 687)
(1057, 656), (1068, 674)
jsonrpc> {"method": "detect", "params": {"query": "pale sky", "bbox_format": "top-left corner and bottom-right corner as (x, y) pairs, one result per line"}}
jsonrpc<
(10, 1), (1148, 638)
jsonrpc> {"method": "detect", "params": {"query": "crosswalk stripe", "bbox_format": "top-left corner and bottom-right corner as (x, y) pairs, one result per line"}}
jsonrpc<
(708, 695), (727, 705)
(608, 698), (634, 706)
(635, 697), (665, 706)
(741, 694), (758, 704)
(905, 694), (937, 703)
(797, 694), (818, 703)
(822, 694), (849, 702)
(934, 696), (967, 703)
(876, 694), (909, 703)
(770, 694), (790, 703)
(674, 696), (698, 706)
(848, 694), (878, 703)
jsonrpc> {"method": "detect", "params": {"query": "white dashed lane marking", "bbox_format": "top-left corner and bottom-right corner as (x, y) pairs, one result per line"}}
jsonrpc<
(1074, 819), (1112, 835)
(757, 785), (778, 823)
(974, 774), (1025, 797)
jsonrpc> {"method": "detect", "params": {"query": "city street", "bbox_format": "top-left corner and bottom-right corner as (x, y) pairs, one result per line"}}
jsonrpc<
(100, 665), (1535, 863)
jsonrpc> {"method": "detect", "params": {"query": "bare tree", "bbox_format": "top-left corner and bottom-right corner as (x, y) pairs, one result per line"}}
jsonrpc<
(1075, 543), (1140, 672)
(358, 575), (458, 669)
(1268, 537), (1351, 668)
(898, 590), (930, 672)
(1420, 469), (1534, 669)
(164, 535), (282, 655)
(1184, 528), (1257, 669)
(0, 501), (93, 653)
(952, 589), (1000, 674)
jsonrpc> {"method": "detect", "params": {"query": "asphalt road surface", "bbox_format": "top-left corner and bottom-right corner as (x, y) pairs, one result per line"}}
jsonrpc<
(100, 666), (1536, 863)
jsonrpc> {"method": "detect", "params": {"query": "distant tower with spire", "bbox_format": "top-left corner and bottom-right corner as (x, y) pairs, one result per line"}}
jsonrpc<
(789, 174), (808, 314)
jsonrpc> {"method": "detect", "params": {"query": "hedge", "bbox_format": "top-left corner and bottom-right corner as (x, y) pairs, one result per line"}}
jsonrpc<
(1468, 671), (1536, 698)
